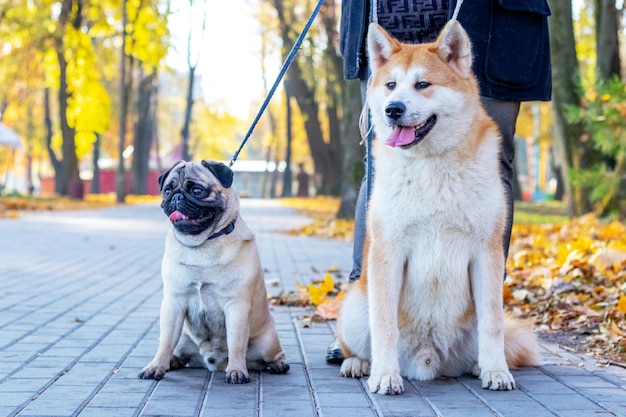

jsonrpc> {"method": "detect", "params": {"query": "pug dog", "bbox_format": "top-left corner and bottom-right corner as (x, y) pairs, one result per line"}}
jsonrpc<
(139, 159), (289, 383)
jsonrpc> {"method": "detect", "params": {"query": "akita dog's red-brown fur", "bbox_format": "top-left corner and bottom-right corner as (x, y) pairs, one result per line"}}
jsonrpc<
(336, 21), (540, 395)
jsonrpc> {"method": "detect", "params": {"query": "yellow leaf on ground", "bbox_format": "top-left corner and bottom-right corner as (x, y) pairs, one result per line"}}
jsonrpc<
(616, 295), (626, 314)
(307, 273), (336, 306)
(320, 273), (334, 293)
(308, 285), (326, 306)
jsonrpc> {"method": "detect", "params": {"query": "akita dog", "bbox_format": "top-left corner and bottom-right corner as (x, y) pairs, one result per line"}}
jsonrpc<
(336, 20), (540, 394)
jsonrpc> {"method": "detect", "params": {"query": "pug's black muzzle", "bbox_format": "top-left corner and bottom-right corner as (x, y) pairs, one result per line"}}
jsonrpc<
(161, 190), (225, 235)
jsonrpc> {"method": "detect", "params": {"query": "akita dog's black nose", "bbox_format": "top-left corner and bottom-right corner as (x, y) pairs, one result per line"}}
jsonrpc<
(385, 102), (405, 120)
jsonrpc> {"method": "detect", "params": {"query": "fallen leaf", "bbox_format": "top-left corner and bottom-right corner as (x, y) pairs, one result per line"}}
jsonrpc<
(314, 292), (346, 320)
(616, 295), (626, 314)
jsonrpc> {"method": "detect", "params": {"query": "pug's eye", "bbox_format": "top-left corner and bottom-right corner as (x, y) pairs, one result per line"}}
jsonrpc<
(163, 188), (172, 196)
(191, 185), (204, 197)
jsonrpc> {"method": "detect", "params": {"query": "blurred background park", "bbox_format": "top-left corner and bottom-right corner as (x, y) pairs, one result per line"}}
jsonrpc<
(0, 0), (625, 221)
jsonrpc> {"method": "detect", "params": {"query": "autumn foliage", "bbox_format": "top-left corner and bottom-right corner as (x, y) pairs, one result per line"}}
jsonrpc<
(506, 214), (626, 362)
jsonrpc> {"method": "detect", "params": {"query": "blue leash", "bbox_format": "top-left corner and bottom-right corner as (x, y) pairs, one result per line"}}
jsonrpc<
(228, 0), (326, 168)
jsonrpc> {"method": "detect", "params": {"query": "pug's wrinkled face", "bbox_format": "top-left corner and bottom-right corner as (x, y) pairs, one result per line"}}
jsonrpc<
(158, 160), (234, 236)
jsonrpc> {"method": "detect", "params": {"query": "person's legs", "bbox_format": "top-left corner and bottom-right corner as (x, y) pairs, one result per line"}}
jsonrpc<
(327, 81), (370, 363)
(480, 97), (521, 262)
(349, 177), (368, 282)
(349, 80), (371, 282)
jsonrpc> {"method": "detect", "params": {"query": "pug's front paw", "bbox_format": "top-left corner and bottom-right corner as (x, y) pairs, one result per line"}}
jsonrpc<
(138, 362), (168, 380)
(267, 359), (290, 374)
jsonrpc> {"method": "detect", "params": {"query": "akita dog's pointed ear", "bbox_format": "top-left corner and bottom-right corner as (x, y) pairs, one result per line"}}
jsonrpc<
(367, 23), (401, 72)
(435, 20), (473, 79)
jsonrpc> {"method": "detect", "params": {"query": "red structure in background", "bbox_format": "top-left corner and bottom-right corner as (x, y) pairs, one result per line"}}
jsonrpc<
(40, 170), (160, 197)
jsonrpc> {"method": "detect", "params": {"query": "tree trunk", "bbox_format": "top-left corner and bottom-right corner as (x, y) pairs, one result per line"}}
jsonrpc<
(181, 65), (195, 161)
(55, 0), (81, 197)
(281, 86), (293, 197)
(92, 133), (101, 193)
(548, 0), (588, 217)
(132, 69), (157, 195)
(44, 87), (61, 177)
(56, 50), (80, 196)
(320, 0), (344, 196)
(283, 69), (337, 194)
(594, 0), (623, 217)
(26, 103), (35, 194)
(116, 0), (128, 203)
(595, 0), (621, 80)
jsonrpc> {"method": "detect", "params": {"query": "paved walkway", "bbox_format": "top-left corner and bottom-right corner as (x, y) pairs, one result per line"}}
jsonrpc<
(1, 199), (626, 417)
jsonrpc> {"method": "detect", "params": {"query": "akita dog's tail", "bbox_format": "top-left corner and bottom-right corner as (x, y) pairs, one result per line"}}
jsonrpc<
(504, 314), (542, 368)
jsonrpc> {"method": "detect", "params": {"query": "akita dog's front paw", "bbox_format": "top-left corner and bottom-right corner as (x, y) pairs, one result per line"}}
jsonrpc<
(340, 357), (370, 378)
(480, 369), (515, 391)
(368, 373), (404, 395)
(225, 366), (251, 384)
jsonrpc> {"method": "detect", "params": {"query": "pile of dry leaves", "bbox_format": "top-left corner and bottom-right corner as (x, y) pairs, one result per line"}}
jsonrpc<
(282, 197), (354, 240)
(0, 194), (160, 218)
(506, 214), (626, 365)
(277, 206), (626, 366)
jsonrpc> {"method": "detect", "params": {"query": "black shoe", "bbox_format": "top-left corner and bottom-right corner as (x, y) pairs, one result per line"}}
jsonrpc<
(325, 337), (344, 364)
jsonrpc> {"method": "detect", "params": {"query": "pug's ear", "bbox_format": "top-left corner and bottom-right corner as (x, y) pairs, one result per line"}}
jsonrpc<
(201, 160), (234, 188)
(158, 161), (183, 191)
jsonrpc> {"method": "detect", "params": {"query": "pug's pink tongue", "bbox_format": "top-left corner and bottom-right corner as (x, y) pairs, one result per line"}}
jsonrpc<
(385, 126), (415, 147)
(169, 211), (188, 222)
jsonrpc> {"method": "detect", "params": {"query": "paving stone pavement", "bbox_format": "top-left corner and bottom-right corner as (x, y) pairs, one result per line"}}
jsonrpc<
(1, 199), (626, 417)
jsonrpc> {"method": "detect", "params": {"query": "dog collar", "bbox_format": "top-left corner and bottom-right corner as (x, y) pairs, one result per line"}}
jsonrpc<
(207, 216), (237, 240)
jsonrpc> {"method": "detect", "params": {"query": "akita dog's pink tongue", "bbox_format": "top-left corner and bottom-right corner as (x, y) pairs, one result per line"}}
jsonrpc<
(385, 126), (415, 147)
(169, 211), (188, 222)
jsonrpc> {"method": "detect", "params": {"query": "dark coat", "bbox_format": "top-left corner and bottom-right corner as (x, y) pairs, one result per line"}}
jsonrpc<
(339, 0), (552, 102)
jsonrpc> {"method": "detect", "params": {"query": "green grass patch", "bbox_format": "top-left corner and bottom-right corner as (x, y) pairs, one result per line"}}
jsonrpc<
(513, 200), (569, 224)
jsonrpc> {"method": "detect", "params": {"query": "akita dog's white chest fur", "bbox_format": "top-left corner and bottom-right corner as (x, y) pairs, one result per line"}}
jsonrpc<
(370, 138), (504, 244)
